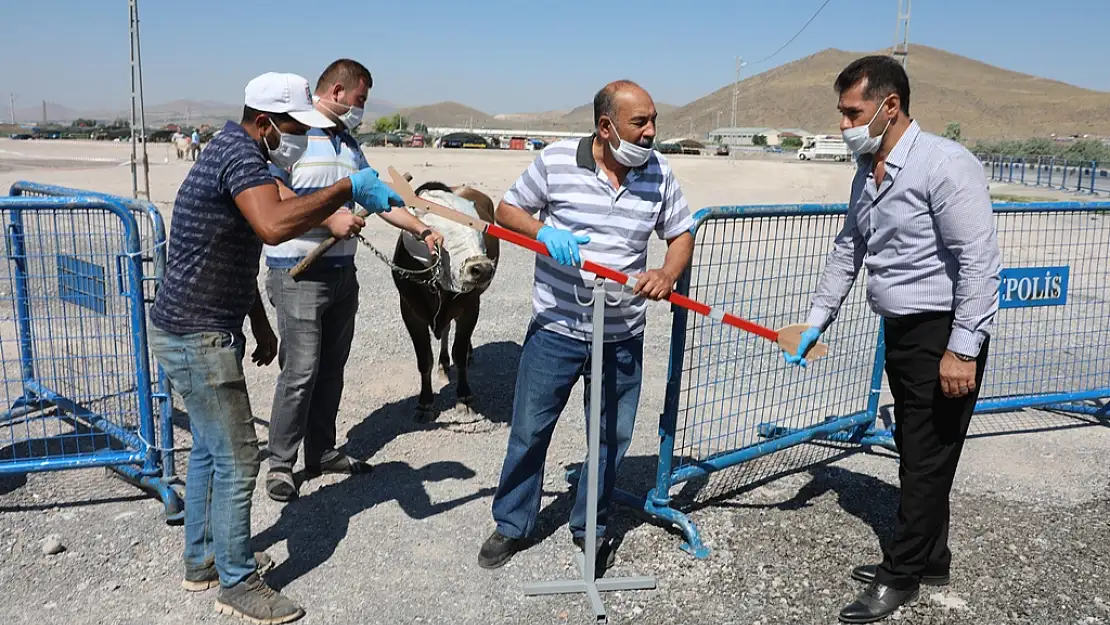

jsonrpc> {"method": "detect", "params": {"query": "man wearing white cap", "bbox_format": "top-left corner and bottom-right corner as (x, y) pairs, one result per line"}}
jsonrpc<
(148, 71), (403, 624)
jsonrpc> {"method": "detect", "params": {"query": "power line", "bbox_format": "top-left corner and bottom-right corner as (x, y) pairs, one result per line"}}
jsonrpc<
(751, 0), (833, 66)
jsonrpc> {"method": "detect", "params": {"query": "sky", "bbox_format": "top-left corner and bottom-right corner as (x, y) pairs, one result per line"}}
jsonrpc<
(2, 0), (1108, 115)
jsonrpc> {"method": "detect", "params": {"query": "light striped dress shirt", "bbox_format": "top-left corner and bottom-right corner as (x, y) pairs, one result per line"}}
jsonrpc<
(805, 121), (1002, 357)
(503, 136), (694, 343)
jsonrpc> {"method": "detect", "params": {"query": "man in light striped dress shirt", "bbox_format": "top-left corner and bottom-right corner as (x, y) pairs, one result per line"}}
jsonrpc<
(785, 56), (1002, 623)
(262, 59), (443, 502)
(477, 80), (695, 570)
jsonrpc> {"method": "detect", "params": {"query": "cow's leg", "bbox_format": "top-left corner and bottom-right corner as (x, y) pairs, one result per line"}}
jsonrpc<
(453, 301), (480, 413)
(400, 301), (436, 421)
(438, 323), (451, 382)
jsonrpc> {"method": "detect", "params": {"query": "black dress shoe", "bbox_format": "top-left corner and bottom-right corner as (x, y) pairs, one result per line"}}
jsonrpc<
(839, 581), (919, 624)
(478, 530), (524, 569)
(851, 563), (950, 586)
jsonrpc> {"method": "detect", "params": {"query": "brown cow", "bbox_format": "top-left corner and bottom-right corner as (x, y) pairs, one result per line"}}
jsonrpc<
(391, 181), (499, 420)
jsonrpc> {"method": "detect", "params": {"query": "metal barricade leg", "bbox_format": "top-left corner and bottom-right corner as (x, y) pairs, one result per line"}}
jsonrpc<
(524, 277), (656, 623)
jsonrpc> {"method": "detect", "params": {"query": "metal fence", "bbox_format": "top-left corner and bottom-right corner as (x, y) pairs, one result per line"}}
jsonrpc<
(977, 154), (1109, 195)
(0, 187), (181, 522)
(621, 201), (1110, 558)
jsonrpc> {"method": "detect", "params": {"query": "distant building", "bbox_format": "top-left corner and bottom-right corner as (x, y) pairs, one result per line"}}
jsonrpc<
(709, 126), (814, 147)
(710, 127), (773, 146)
(776, 127), (813, 138)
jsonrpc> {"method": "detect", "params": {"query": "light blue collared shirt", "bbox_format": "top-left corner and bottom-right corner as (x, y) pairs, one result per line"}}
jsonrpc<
(806, 120), (1002, 357)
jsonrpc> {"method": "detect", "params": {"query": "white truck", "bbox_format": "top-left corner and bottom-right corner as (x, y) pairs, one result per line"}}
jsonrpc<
(797, 134), (851, 162)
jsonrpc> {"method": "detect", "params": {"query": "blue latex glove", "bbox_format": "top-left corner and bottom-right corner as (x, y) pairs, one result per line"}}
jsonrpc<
(348, 167), (404, 214)
(783, 326), (822, 368)
(537, 225), (590, 266)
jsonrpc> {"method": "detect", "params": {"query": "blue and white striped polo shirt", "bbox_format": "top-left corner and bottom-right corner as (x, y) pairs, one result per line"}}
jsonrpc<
(263, 127), (371, 268)
(502, 136), (694, 343)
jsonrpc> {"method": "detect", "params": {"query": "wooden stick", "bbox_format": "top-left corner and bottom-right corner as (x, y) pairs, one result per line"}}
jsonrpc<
(382, 166), (828, 361)
(288, 172), (416, 280)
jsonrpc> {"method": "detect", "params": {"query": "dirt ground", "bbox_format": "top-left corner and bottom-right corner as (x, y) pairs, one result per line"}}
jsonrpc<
(0, 139), (1107, 625)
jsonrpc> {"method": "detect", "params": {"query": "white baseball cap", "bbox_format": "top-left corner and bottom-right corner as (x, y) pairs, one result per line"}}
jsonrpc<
(244, 72), (334, 128)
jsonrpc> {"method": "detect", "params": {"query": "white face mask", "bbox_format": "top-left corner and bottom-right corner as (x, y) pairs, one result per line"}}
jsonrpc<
(264, 119), (309, 169)
(842, 97), (892, 156)
(315, 95), (364, 131)
(608, 124), (654, 168)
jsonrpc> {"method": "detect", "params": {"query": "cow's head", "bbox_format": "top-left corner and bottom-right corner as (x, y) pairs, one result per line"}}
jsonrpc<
(401, 182), (496, 294)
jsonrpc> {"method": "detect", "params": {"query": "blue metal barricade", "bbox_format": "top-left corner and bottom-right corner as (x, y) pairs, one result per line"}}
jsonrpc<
(624, 201), (1110, 558)
(9, 182), (176, 489)
(0, 190), (181, 522)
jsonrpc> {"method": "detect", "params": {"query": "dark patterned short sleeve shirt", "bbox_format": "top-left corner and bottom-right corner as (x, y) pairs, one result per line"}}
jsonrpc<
(149, 121), (275, 334)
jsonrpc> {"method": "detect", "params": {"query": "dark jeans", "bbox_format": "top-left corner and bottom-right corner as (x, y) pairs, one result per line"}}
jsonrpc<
(149, 325), (261, 588)
(491, 323), (644, 540)
(875, 311), (990, 590)
(264, 265), (359, 472)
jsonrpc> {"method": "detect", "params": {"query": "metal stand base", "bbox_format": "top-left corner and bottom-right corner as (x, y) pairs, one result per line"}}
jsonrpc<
(524, 551), (656, 623)
(522, 277), (656, 622)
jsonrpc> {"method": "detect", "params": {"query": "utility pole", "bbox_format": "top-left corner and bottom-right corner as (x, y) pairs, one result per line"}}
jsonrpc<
(892, 0), (911, 69)
(128, 0), (151, 200)
(730, 56), (746, 128)
(8, 93), (16, 125)
(42, 100), (47, 125)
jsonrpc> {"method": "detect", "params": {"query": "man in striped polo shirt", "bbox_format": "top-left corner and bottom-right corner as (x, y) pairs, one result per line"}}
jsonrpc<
(478, 80), (695, 569)
(262, 59), (443, 502)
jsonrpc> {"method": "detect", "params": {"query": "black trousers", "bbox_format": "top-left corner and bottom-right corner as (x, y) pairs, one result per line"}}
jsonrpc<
(874, 311), (990, 590)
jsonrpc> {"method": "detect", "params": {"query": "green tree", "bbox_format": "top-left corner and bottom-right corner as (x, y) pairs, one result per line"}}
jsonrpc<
(942, 122), (962, 142)
(373, 114), (408, 133)
(1062, 139), (1107, 163)
(1021, 138), (1055, 157)
(752, 134), (767, 146)
(781, 136), (802, 149)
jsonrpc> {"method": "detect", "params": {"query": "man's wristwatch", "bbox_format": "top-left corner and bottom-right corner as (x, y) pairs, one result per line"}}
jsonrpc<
(418, 228), (434, 240)
(953, 351), (976, 362)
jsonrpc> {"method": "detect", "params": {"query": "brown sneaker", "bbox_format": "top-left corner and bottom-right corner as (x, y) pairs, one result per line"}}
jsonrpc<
(182, 552), (275, 592)
(214, 573), (304, 624)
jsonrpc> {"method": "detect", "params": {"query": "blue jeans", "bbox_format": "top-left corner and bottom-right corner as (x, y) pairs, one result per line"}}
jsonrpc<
(492, 323), (643, 539)
(149, 325), (260, 588)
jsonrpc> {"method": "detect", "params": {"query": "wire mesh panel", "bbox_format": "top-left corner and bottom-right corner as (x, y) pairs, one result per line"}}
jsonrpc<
(7, 182), (177, 487)
(979, 204), (1110, 411)
(667, 206), (881, 484)
(632, 201), (1110, 559)
(0, 196), (155, 476)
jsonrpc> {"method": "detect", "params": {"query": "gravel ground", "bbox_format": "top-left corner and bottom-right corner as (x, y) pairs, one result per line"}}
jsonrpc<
(0, 143), (1107, 625)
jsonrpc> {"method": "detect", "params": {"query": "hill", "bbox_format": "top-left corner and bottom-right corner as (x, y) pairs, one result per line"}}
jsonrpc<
(390, 100), (676, 132)
(393, 101), (501, 129)
(13, 102), (81, 124)
(664, 45), (1110, 140)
